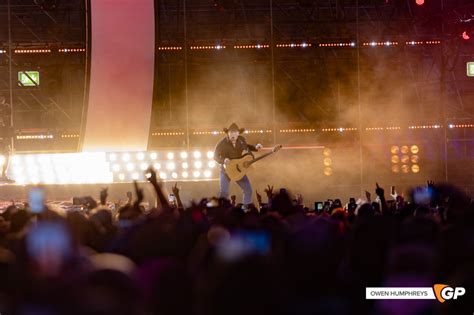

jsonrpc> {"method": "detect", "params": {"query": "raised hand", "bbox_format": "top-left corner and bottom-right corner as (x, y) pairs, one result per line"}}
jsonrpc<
(375, 182), (385, 198)
(264, 185), (274, 198)
(427, 180), (435, 188)
(133, 180), (144, 204)
(145, 166), (158, 186)
(256, 190), (262, 204)
(365, 190), (371, 202)
(172, 182), (180, 196)
(100, 187), (108, 205)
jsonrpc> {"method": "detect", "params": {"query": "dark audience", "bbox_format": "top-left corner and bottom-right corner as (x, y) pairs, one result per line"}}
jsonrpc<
(0, 169), (472, 315)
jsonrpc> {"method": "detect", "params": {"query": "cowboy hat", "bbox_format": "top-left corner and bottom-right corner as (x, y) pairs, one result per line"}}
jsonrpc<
(223, 122), (245, 133)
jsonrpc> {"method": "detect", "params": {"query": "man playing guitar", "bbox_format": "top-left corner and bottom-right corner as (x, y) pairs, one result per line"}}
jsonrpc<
(213, 123), (262, 207)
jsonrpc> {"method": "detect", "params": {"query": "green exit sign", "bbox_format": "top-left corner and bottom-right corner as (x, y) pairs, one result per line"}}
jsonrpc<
(18, 71), (40, 86)
(468, 62), (474, 77)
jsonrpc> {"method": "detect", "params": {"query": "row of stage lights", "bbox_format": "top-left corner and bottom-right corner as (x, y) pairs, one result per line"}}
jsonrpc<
(12, 124), (474, 141)
(157, 40), (442, 51)
(3, 150), (219, 185)
(0, 40), (444, 55)
(107, 150), (217, 182)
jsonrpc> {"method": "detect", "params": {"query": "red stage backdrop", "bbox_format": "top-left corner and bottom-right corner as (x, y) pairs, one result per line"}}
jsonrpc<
(81, 0), (155, 152)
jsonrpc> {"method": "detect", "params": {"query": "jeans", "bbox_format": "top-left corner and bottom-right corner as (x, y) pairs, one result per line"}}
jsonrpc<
(218, 167), (253, 205)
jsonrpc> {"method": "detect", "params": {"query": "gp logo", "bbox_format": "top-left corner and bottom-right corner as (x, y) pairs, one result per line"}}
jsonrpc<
(433, 284), (466, 303)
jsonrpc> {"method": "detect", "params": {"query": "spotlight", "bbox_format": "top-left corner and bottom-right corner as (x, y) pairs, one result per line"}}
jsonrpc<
(390, 146), (400, 155)
(204, 170), (212, 178)
(150, 152), (158, 160)
(208, 161), (216, 168)
(401, 165), (410, 173)
(411, 164), (420, 173)
(118, 173), (125, 181)
(132, 172), (139, 180)
(410, 145), (419, 154)
(166, 162), (176, 170)
(323, 167), (333, 176)
(126, 163), (135, 171)
(167, 152), (174, 160)
(182, 171), (189, 178)
(180, 152), (188, 159)
(401, 155), (410, 164)
(153, 163), (161, 170)
(193, 170), (201, 178)
(109, 153), (117, 161)
(207, 151), (214, 159)
(159, 172), (167, 179)
(140, 162), (149, 171)
(122, 153), (130, 162)
(112, 164), (121, 172)
(400, 146), (409, 154)
(193, 151), (202, 159)
(323, 157), (332, 167)
(182, 162), (189, 169)
(391, 155), (400, 164)
(416, 0), (424, 5)
(391, 165), (400, 173)
(171, 172), (178, 179)
(194, 161), (203, 169)
(136, 152), (145, 160)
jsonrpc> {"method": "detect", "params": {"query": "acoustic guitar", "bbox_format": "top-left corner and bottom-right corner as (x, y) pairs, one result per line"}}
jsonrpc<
(224, 145), (282, 181)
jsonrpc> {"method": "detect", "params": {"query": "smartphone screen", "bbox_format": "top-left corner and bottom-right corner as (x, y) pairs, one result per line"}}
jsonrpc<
(29, 187), (45, 214)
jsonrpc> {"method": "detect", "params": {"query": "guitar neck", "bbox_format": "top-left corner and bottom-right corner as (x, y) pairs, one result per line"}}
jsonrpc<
(249, 150), (276, 165)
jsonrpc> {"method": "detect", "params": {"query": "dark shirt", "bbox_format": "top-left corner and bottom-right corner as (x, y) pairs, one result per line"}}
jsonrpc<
(213, 135), (257, 165)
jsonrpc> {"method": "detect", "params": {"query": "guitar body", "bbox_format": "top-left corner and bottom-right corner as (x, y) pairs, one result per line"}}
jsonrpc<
(224, 154), (254, 181)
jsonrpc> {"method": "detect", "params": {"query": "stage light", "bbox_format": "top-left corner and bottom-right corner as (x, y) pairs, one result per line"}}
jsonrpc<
(0, 155), (5, 166)
(411, 164), (420, 173)
(170, 172), (178, 179)
(462, 31), (470, 40)
(392, 165), (400, 173)
(323, 148), (331, 156)
(391, 155), (400, 164)
(400, 146), (409, 154)
(132, 172), (139, 180)
(193, 151), (202, 159)
(401, 165), (410, 173)
(194, 161), (203, 169)
(122, 153), (130, 162)
(323, 167), (333, 176)
(136, 152), (145, 160)
(166, 162), (176, 170)
(416, 0), (424, 5)
(150, 152), (158, 160)
(118, 173), (125, 181)
(159, 172), (167, 179)
(323, 157), (332, 166)
(207, 151), (214, 159)
(401, 155), (410, 164)
(180, 151), (188, 159)
(208, 161), (216, 168)
(182, 162), (189, 169)
(193, 171), (201, 178)
(182, 171), (189, 178)
(167, 152), (174, 160)
(410, 145), (419, 154)
(411, 155), (420, 164)
(126, 163), (135, 171)
(153, 163), (161, 170)
(112, 164), (121, 172)
(204, 170), (212, 178)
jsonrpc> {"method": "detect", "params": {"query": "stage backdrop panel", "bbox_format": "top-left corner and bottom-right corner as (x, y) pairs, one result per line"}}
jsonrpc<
(81, 0), (155, 152)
